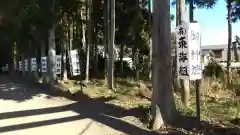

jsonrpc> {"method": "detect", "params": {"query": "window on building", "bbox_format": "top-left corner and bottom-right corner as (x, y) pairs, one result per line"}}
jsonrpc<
(212, 49), (222, 58)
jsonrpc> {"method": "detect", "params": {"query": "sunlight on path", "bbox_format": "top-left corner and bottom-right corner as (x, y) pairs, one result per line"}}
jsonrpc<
(0, 77), (124, 135)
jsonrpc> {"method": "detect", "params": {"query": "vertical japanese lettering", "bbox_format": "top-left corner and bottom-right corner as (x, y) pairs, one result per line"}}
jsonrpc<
(191, 50), (201, 60)
(179, 51), (188, 63)
(178, 37), (187, 49)
(178, 27), (186, 36)
(179, 66), (189, 76)
(191, 64), (201, 75)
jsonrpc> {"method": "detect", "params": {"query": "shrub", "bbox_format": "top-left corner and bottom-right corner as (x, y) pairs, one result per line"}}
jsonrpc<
(203, 61), (224, 78)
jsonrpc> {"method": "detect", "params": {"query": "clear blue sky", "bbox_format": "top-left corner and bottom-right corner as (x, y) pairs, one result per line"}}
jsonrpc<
(170, 0), (240, 46)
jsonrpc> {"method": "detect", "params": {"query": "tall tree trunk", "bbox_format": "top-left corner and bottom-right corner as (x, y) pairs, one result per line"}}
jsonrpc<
(68, 22), (73, 51)
(134, 49), (140, 81)
(47, 0), (56, 84)
(61, 39), (68, 81)
(108, 0), (115, 89)
(41, 41), (47, 82)
(72, 19), (76, 40)
(189, 0), (194, 22)
(148, 0), (152, 80)
(80, 5), (87, 79)
(93, 44), (98, 75)
(80, 14), (87, 81)
(227, 0), (232, 84)
(151, 0), (177, 129)
(81, 7), (87, 50)
(27, 40), (32, 76)
(48, 23), (56, 84)
(94, 44), (99, 75)
(178, 0), (190, 108)
(85, 0), (92, 83)
(9, 41), (16, 76)
(66, 23), (72, 77)
(12, 42), (17, 75)
(104, 0), (110, 84)
(21, 54), (25, 76)
(173, 0), (180, 91)
(70, 21), (74, 50)
(120, 44), (124, 76)
(233, 41), (239, 62)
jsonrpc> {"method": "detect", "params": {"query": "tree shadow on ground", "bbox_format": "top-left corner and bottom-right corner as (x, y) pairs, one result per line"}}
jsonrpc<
(0, 76), (186, 135)
(171, 115), (240, 135)
(1, 75), (239, 134)
(0, 75), (53, 102)
(125, 105), (240, 135)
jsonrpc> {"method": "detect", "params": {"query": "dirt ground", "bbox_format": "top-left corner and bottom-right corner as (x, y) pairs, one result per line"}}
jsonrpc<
(1, 75), (240, 135)
(0, 76), (164, 135)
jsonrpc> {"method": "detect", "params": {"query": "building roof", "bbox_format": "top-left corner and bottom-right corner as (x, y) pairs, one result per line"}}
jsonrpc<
(171, 44), (231, 56)
(201, 44), (228, 50)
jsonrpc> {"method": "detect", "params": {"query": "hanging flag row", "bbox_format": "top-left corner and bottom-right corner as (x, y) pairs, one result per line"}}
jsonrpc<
(69, 49), (80, 76)
(14, 50), (80, 76)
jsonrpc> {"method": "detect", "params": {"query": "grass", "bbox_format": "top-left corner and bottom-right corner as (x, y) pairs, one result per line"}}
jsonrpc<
(176, 91), (239, 125)
(56, 78), (151, 108)
(54, 77), (240, 134)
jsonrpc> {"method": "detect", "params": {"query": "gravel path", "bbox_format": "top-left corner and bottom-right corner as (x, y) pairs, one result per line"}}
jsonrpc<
(0, 76), (159, 135)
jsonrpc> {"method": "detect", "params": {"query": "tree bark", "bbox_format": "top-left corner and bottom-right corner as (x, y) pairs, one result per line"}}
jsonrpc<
(172, 0), (180, 91)
(227, 0), (232, 85)
(61, 39), (68, 81)
(179, 0), (190, 108)
(108, 0), (115, 89)
(120, 44), (124, 76)
(104, 0), (110, 84)
(69, 21), (73, 50)
(85, 0), (92, 83)
(48, 23), (56, 84)
(21, 54), (25, 76)
(41, 41), (47, 82)
(233, 41), (239, 62)
(189, 0), (194, 22)
(27, 40), (32, 76)
(148, 0), (152, 80)
(47, 0), (56, 84)
(151, 0), (177, 130)
(80, 5), (87, 81)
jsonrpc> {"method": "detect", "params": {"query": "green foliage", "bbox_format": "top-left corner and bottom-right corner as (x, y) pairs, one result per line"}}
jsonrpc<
(171, 0), (218, 8)
(0, 0), (152, 79)
(114, 60), (134, 77)
(233, 35), (240, 47)
(203, 61), (224, 78)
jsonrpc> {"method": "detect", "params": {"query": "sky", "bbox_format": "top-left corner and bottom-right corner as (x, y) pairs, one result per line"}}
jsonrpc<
(170, 0), (240, 46)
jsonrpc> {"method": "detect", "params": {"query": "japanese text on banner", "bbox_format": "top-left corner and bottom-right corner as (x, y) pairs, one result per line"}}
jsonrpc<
(176, 22), (202, 80)
(177, 22), (189, 80)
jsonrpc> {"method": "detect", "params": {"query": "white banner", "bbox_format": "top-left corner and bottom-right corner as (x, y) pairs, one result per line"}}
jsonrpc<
(14, 63), (17, 70)
(19, 61), (22, 71)
(70, 50), (80, 76)
(5, 64), (8, 70)
(31, 58), (37, 72)
(55, 55), (61, 75)
(176, 22), (202, 80)
(25, 59), (28, 71)
(41, 57), (47, 73)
